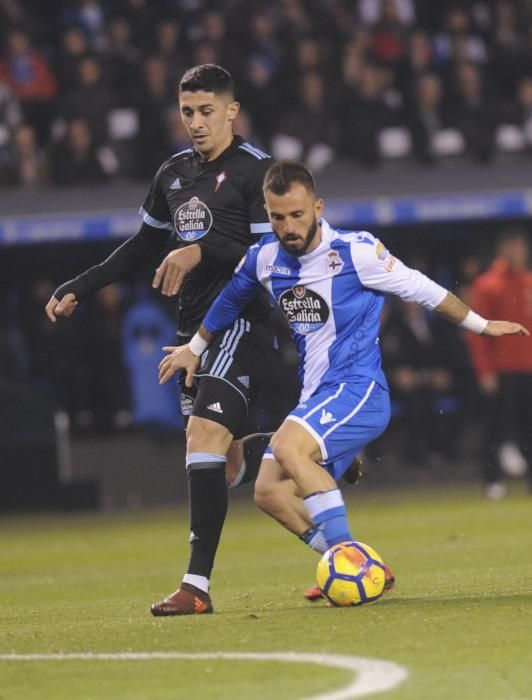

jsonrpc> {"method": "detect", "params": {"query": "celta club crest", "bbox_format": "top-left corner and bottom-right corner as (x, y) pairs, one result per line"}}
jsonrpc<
(293, 285), (306, 298)
(215, 171), (226, 192)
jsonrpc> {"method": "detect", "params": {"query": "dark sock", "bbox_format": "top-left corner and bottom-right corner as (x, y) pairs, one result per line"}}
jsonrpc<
(186, 458), (228, 578)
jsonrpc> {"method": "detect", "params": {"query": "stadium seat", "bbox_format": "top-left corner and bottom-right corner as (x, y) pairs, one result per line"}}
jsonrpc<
(496, 124), (526, 153)
(432, 129), (465, 157)
(378, 127), (412, 159)
(107, 108), (139, 141)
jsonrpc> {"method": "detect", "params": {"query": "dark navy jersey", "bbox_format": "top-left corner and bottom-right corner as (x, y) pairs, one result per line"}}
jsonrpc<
(140, 136), (274, 335)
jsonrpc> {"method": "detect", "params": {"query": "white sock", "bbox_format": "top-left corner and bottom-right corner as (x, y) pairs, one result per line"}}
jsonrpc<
(183, 573), (210, 593)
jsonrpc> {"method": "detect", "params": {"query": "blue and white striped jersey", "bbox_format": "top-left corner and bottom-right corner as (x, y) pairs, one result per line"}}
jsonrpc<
(203, 219), (448, 401)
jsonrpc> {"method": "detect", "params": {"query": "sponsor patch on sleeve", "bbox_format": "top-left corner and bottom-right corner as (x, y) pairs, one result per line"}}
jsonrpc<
(376, 241), (396, 272)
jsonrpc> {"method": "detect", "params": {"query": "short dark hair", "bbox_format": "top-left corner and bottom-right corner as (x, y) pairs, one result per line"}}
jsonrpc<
(179, 64), (234, 97)
(263, 160), (316, 196)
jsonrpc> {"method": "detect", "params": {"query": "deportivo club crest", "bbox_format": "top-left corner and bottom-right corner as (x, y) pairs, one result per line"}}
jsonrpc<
(279, 284), (330, 334)
(174, 196), (213, 242)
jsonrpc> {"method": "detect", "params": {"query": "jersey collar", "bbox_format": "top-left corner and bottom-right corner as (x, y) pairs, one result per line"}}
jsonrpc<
(195, 135), (243, 168)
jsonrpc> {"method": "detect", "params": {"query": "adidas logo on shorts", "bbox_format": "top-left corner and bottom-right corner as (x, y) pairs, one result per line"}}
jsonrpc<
(207, 402), (223, 414)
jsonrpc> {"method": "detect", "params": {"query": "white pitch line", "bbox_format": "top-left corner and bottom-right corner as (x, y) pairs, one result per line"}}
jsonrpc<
(0, 651), (408, 700)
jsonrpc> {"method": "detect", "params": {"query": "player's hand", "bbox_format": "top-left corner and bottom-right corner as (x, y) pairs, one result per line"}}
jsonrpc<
(483, 320), (530, 337)
(159, 345), (200, 387)
(152, 245), (201, 297)
(45, 293), (78, 322)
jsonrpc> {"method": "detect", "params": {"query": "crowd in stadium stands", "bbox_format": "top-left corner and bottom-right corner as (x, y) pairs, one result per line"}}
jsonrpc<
(2, 0), (532, 185)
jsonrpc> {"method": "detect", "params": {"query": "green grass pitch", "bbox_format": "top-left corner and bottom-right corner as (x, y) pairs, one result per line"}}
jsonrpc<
(1, 485), (532, 699)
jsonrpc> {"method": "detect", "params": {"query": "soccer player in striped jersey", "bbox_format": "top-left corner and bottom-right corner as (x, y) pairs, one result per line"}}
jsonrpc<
(45, 65), (283, 616)
(159, 160), (528, 600)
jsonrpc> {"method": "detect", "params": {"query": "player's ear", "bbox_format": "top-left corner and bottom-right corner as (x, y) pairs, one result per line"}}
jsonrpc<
(315, 197), (324, 217)
(227, 100), (240, 122)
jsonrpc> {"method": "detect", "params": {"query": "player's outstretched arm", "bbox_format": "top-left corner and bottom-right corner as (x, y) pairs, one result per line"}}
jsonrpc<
(45, 223), (170, 322)
(435, 292), (530, 336)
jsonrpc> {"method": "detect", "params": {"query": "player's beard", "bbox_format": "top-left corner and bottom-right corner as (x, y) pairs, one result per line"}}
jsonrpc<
(279, 217), (318, 257)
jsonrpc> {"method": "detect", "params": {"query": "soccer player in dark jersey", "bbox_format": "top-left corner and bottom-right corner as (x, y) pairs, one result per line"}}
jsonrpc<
(45, 64), (277, 615)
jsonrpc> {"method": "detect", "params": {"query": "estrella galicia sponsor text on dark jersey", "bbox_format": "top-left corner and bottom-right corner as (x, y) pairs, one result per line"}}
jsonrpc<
(140, 136), (274, 335)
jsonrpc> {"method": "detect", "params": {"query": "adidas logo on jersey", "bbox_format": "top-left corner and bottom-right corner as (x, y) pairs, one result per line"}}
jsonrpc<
(207, 402), (223, 414)
(319, 409), (336, 425)
(237, 375), (250, 388)
(170, 177), (182, 190)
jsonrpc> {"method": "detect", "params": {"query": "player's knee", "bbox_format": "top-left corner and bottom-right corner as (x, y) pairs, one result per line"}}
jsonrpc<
(186, 416), (232, 454)
(269, 433), (300, 475)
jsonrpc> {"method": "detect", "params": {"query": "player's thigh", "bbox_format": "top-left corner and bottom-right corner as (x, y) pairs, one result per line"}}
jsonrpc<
(270, 418), (323, 464)
(289, 379), (391, 479)
(193, 318), (276, 438)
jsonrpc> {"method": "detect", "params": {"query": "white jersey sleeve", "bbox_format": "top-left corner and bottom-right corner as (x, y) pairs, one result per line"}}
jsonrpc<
(350, 232), (448, 310)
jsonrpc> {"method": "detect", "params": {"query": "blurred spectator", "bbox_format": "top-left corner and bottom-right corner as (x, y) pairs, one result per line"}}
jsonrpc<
(134, 54), (173, 179)
(273, 70), (336, 172)
(3, 124), (48, 186)
(102, 15), (141, 107)
(122, 291), (180, 430)
(490, 0), (526, 98)
(57, 25), (90, 93)
(448, 62), (497, 162)
(79, 283), (131, 432)
(467, 228), (532, 499)
(380, 299), (469, 464)
(61, 0), (107, 49)
(370, 0), (408, 70)
(243, 10), (281, 75)
(197, 9), (238, 71)
(408, 73), (451, 163)
(60, 54), (114, 147)
(434, 6), (487, 66)
(152, 17), (186, 86)
(511, 76), (532, 151)
(0, 27), (57, 144)
(51, 117), (108, 184)
(239, 53), (280, 146)
(398, 30), (435, 106)
(189, 40), (222, 67)
(0, 81), (23, 182)
(338, 62), (393, 166)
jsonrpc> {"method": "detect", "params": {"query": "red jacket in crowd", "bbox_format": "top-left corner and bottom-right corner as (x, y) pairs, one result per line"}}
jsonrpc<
(467, 259), (532, 377)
